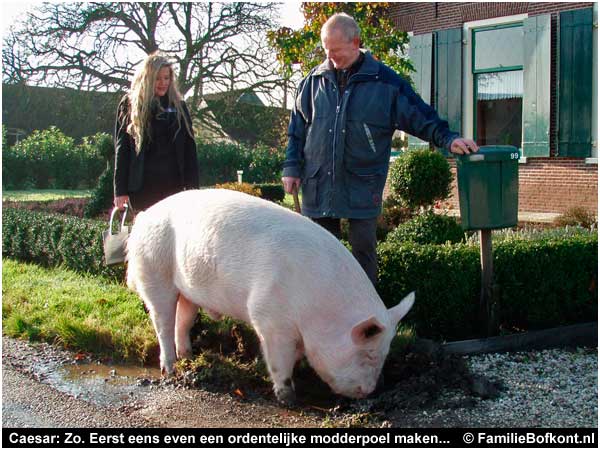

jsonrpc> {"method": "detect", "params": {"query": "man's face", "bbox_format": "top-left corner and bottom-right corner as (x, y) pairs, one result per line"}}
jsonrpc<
(321, 28), (360, 70)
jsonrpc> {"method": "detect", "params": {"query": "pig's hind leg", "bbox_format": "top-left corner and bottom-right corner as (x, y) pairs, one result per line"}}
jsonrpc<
(139, 283), (179, 377)
(175, 294), (198, 360)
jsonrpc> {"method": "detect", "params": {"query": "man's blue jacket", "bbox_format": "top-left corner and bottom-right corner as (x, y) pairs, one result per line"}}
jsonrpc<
(283, 51), (458, 219)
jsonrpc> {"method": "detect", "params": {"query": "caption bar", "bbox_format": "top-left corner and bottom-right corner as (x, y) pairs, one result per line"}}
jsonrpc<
(4, 428), (597, 448)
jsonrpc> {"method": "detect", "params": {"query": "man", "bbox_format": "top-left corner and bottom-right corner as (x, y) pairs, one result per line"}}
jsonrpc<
(282, 13), (478, 285)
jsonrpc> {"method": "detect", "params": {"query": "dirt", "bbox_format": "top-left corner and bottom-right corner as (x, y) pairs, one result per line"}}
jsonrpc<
(2, 331), (502, 428)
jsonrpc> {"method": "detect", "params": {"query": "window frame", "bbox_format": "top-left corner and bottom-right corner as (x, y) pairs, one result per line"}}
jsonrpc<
(472, 23), (525, 74)
(462, 14), (529, 149)
(471, 22), (524, 150)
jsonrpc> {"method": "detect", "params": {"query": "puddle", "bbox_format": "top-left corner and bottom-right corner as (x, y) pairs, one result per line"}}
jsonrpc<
(30, 358), (161, 407)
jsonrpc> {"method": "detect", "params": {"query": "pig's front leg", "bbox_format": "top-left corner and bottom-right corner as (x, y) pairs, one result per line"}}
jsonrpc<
(258, 331), (299, 406)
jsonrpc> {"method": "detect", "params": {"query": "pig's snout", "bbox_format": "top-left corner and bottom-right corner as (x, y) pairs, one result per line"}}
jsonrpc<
(350, 381), (378, 399)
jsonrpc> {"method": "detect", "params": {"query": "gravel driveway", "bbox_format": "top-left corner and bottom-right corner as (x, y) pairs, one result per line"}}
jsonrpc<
(2, 335), (597, 428)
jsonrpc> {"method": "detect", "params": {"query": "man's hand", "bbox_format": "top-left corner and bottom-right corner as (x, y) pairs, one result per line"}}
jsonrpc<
(450, 138), (479, 155)
(282, 176), (301, 194)
(114, 195), (130, 210)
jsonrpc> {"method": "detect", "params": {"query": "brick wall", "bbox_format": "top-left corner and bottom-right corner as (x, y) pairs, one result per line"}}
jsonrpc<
(444, 159), (598, 214)
(385, 2), (598, 216)
(388, 2), (593, 35)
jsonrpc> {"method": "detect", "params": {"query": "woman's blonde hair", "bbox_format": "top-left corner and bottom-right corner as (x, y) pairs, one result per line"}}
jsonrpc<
(125, 52), (193, 154)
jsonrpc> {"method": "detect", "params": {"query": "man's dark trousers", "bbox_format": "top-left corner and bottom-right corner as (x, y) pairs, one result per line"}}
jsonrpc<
(312, 217), (378, 286)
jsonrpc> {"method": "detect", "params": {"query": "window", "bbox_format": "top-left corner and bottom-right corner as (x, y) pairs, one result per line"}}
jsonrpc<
(472, 24), (523, 150)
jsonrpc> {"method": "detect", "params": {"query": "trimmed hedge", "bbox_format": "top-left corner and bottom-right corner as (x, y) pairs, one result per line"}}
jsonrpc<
(378, 241), (481, 339)
(255, 183), (285, 203)
(378, 232), (597, 340)
(2, 208), (124, 281)
(493, 235), (598, 330)
(386, 211), (465, 245)
(3, 207), (597, 341)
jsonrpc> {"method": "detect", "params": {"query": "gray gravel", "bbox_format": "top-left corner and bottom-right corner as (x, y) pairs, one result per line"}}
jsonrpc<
(384, 347), (598, 427)
(463, 347), (598, 427)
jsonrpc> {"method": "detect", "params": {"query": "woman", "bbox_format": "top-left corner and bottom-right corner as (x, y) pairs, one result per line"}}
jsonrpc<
(114, 52), (199, 212)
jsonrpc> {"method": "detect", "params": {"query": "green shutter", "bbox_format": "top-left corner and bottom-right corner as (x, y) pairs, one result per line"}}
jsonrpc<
(558, 8), (593, 157)
(522, 15), (551, 157)
(408, 33), (433, 149)
(435, 28), (463, 155)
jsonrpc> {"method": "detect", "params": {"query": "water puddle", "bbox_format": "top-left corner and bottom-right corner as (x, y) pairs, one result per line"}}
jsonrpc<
(31, 358), (161, 407)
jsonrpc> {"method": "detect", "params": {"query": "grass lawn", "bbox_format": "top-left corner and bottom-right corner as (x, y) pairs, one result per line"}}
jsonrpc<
(2, 258), (156, 363)
(2, 189), (92, 202)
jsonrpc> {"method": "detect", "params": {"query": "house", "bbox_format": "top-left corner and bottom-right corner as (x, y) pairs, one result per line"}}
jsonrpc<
(389, 2), (598, 217)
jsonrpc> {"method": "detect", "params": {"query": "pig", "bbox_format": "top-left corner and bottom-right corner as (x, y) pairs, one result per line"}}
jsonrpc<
(126, 188), (414, 404)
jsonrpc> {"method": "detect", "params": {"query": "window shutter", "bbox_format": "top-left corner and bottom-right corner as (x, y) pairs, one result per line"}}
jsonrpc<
(558, 8), (593, 157)
(435, 28), (463, 155)
(408, 33), (433, 149)
(522, 15), (551, 157)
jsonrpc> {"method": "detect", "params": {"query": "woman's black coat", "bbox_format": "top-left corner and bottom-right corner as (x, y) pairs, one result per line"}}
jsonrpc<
(113, 95), (199, 198)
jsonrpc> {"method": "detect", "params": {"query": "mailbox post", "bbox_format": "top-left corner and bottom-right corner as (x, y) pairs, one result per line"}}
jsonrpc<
(456, 145), (520, 336)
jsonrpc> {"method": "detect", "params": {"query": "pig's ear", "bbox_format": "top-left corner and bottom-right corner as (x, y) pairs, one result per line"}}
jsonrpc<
(388, 291), (415, 326)
(351, 316), (385, 345)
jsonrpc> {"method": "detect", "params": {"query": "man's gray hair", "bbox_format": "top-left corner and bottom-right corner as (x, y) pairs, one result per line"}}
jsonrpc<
(321, 13), (360, 42)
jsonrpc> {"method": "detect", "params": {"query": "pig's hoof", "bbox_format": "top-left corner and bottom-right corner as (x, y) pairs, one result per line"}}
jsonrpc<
(275, 386), (296, 406)
(176, 349), (193, 360)
(161, 366), (175, 378)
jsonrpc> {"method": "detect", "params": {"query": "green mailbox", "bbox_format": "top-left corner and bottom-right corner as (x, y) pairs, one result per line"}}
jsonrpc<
(456, 145), (519, 230)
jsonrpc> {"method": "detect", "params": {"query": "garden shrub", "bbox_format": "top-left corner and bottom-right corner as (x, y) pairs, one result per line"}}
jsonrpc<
(84, 165), (114, 218)
(553, 206), (597, 229)
(493, 232), (597, 331)
(2, 207), (124, 281)
(378, 241), (481, 340)
(82, 132), (117, 218)
(255, 183), (285, 203)
(78, 132), (112, 186)
(378, 230), (598, 340)
(196, 140), (283, 186)
(388, 149), (452, 210)
(8, 127), (77, 189)
(215, 182), (262, 197)
(245, 144), (285, 184)
(377, 193), (415, 240)
(2, 127), (106, 190)
(386, 211), (465, 245)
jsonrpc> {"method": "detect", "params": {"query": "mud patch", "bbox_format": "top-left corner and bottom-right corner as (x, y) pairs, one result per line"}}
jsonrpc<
(170, 334), (504, 426)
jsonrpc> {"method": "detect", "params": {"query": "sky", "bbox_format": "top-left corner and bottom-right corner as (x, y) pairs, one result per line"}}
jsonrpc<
(1, 1), (306, 106)
(1, 1), (306, 37)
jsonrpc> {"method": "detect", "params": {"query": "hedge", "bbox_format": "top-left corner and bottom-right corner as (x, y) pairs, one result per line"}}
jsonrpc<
(378, 241), (481, 339)
(3, 207), (597, 341)
(196, 141), (284, 186)
(378, 232), (597, 340)
(2, 128), (107, 190)
(2, 208), (124, 281)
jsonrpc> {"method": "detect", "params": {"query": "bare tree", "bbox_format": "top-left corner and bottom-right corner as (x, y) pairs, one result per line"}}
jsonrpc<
(2, 2), (292, 109)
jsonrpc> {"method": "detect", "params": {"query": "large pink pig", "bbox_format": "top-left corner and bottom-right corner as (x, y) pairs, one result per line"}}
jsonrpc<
(126, 189), (414, 404)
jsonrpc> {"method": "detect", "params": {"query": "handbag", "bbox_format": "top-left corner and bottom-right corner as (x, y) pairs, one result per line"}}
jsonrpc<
(102, 205), (130, 266)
